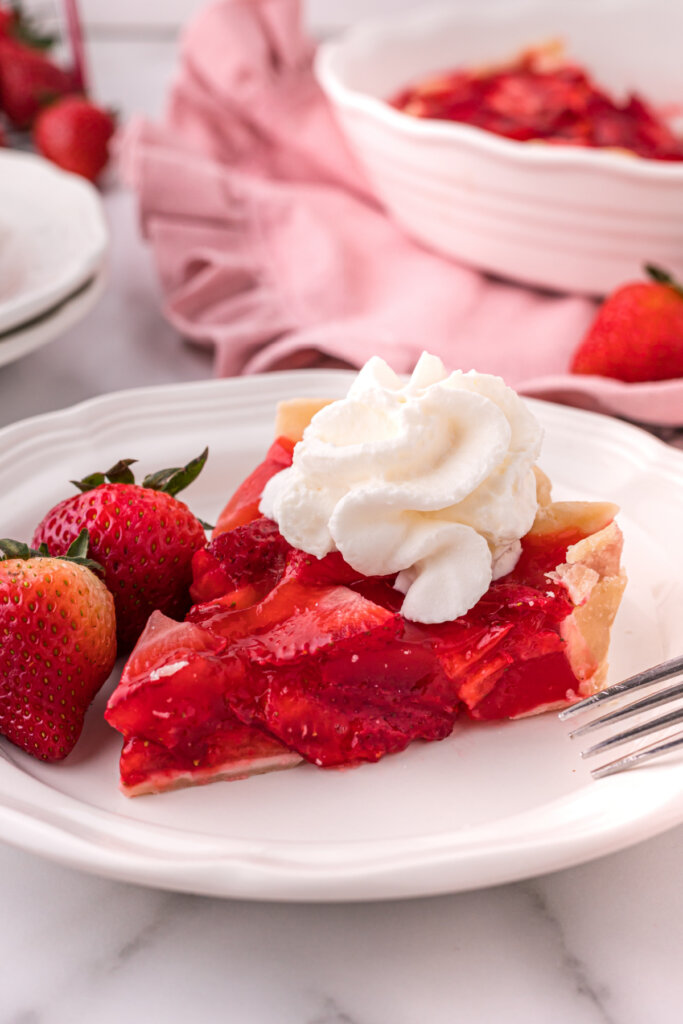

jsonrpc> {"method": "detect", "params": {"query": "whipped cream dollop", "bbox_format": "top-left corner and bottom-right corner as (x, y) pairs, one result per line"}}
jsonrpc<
(260, 353), (543, 623)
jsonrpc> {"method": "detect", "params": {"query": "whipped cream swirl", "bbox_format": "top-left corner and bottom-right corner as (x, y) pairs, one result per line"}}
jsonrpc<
(260, 353), (543, 623)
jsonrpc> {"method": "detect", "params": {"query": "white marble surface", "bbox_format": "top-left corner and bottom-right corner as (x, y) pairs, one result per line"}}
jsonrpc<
(1, 31), (683, 1024)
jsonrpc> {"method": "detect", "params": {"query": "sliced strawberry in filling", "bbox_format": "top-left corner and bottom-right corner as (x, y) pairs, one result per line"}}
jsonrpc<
(190, 516), (291, 604)
(188, 578), (396, 653)
(255, 632), (457, 767)
(105, 611), (239, 748)
(421, 549), (575, 714)
(284, 548), (368, 587)
(213, 436), (294, 536)
(107, 490), (616, 793)
(106, 611), (299, 794)
(470, 649), (581, 721)
(193, 583), (459, 767)
(242, 584), (400, 666)
(186, 582), (410, 737)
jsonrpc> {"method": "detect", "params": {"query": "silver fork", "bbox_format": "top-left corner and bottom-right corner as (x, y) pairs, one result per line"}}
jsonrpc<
(558, 654), (683, 779)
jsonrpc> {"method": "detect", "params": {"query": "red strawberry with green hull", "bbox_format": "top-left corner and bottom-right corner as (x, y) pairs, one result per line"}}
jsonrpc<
(0, 37), (73, 128)
(571, 264), (683, 383)
(0, 2), (58, 49)
(33, 451), (210, 653)
(0, 531), (116, 761)
(34, 96), (116, 182)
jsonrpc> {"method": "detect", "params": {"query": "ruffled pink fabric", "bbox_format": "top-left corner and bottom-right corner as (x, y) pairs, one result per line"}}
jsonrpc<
(120, 0), (683, 424)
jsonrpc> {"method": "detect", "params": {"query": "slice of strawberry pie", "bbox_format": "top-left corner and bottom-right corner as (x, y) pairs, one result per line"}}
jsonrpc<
(106, 360), (626, 796)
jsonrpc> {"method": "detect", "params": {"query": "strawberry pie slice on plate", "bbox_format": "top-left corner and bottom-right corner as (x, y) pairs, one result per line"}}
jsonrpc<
(0, 368), (680, 901)
(106, 358), (626, 798)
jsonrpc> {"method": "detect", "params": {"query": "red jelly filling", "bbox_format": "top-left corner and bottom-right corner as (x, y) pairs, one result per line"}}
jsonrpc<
(106, 440), (598, 791)
(391, 47), (683, 162)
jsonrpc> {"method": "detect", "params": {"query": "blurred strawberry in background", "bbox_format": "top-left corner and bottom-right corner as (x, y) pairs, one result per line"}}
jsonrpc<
(0, 4), (13, 35)
(571, 265), (683, 382)
(34, 95), (115, 180)
(0, 0), (115, 181)
(0, 36), (74, 127)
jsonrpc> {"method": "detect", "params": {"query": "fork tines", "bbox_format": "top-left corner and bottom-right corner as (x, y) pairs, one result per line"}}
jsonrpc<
(558, 654), (683, 779)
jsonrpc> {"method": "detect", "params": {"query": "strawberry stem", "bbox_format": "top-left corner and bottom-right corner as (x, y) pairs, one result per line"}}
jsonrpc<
(142, 447), (209, 497)
(0, 529), (103, 572)
(9, 1), (57, 50)
(71, 459), (137, 492)
(644, 263), (683, 297)
(70, 450), (208, 496)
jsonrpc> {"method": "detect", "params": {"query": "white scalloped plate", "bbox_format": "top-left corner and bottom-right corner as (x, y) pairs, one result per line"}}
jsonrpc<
(0, 151), (108, 335)
(0, 372), (682, 901)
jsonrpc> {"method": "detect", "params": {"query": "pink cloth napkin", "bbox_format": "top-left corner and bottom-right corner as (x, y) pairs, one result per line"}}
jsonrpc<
(120, 0), (683, 424)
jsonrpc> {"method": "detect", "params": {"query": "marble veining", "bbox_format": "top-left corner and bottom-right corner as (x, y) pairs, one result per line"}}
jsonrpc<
(4, 830), (683, 1024)
(106, 894), (191, 975)
(521, 881), (617, 1024)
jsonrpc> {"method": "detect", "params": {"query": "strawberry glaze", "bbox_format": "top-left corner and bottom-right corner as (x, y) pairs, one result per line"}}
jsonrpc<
(106, 436), (595, 789)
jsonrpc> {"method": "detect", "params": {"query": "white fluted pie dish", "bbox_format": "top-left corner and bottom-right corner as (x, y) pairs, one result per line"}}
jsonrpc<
(316, 0), (683, 295)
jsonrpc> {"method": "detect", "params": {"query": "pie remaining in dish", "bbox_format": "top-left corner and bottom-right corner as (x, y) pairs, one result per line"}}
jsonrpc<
(390, 42), (683, 162)
(105, 393), (626, 797)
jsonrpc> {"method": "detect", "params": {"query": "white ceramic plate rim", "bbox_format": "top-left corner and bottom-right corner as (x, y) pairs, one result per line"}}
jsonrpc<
(0, 268), (106, 370)
(0, 372), (682, 902)
(0, 151), (109, 334)
(315, 2), (683, 182)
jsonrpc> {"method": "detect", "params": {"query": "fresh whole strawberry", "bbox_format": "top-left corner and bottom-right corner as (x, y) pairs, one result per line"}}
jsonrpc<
(0, 37), (73, 128)
(571, 264), (683, 383)
(0, 531), (116, 761)
(34, 95), (115, 181)
(33, 451), (210, 653)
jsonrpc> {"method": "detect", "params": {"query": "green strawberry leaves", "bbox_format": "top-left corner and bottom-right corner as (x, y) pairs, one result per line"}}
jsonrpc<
(71, 459), (137, 492)
(64, 529), (102, 569)
(8, 2), (58, 51)
(0, 538), (38, 560)
(142, 447), (209, 497)
(67, 449), (213, 529)
(71, 449), (209, 499)
(0, 529), (103, 572)
(645, 264), (683, 298)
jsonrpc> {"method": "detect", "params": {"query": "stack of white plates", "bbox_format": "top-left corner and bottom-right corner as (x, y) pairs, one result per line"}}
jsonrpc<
(0, 150), (108, 369)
